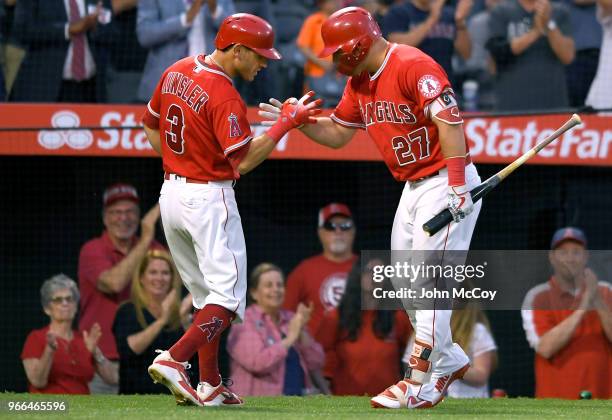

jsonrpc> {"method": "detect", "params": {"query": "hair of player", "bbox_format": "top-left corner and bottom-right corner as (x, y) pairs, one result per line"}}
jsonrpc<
(128, 249), (182, 331)
(338, 257), (395, 341)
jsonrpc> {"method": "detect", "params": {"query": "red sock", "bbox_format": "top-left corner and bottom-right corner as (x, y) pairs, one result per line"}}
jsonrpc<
(169, 304), (234, 379)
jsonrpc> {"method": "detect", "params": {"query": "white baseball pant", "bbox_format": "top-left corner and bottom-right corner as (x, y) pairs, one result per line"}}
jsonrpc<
(391, 163), (482, 378)
(159, 176), (247, 320)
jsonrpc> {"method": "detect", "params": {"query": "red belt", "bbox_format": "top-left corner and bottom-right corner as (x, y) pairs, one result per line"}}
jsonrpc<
(164, 173), (208, 184)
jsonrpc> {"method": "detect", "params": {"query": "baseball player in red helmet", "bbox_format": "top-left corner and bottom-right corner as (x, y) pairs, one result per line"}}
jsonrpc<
(141, 13), (322, 407)
(260, 6), (481, 409)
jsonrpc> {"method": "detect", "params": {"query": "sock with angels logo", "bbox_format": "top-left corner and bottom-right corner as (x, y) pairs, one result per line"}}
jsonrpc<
(169, 304), (233, 380)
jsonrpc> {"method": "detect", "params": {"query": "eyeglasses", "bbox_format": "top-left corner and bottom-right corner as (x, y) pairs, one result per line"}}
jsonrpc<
(50, 295), (74, 304)
(322, 220), (354, 232)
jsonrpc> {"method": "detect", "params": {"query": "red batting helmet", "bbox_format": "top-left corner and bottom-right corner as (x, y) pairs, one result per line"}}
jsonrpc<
(318, 7), (382, 76)
(215, 13), (281, 60)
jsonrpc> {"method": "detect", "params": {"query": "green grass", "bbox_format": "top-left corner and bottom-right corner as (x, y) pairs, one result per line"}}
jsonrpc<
(1, 393), (610, 419)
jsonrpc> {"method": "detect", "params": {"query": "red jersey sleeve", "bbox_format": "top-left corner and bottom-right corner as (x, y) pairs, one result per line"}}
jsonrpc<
(400, 59), (452, 116)
(211, 98), (253, 156)
(141, 69), (169, 129)
(331, 78), (365, 129)
(21, 329), (45, 359)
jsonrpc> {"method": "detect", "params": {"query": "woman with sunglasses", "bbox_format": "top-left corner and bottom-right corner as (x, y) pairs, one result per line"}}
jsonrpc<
(21, 274), (117, 394)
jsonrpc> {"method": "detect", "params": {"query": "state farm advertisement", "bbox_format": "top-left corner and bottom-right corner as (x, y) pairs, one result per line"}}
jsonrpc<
(0, 103), (610, 166)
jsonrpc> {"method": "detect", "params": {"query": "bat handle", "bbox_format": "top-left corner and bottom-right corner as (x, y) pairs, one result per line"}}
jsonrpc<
(422, 209), (454, 236)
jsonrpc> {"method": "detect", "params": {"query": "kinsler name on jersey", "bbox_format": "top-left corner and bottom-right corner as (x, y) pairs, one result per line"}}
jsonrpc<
(161, 71), (209, 113)
(363, 101), (417, 127)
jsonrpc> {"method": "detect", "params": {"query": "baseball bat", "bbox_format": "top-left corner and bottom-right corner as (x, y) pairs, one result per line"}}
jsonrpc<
(422, 113), (582, 237)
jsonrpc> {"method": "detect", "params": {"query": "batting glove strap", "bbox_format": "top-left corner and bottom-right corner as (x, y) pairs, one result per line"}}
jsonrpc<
(447, 184), (474, 223)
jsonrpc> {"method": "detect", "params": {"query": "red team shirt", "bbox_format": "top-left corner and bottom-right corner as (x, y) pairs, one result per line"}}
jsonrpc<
(142, 55), (253, 181)
(21, 327), (95, 394)
(332, 43), (469, 181)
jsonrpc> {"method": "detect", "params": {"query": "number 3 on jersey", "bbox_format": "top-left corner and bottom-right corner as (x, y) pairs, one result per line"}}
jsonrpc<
(165, 104), (185, 154)
(392, 127), (430, 166)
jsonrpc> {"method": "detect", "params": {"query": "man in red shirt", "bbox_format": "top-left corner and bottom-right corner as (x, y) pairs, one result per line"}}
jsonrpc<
(522, 227), (612, 399)
(283, 203), (358, 379)
(78, 183), (162, 394)
(260, 7), (481, 409)
(141, 13), (322, 407)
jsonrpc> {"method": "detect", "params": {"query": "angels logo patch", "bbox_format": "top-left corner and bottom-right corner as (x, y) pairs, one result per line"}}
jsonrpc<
(228, 113), (242, 138)
(418, 75), (442, 99)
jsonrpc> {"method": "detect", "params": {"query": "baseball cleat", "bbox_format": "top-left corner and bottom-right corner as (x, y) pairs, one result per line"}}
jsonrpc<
(371, 380), (434, 409)
(426, 362), (470, 406)
(196, 376), (244, 406)
(148, 350), (203, 406)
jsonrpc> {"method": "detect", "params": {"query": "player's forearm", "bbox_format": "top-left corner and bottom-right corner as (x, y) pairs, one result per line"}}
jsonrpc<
(127, 318), (166, 355)
(237, 136), (277, 174)
(300, 117), (354, 149)
(436, 120), (466, 159)
(546, 30), (575, 65)
(510, 29), (541, 55)
(536, 310), (585, 359)
(144, 125), (162, 155)
(98, 239), (151, 294)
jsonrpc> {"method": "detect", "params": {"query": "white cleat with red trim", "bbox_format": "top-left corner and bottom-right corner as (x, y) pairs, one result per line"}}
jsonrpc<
(196, 376), (244, 406)
(370, 380), (435, 409)
(425, 343), (471, 406)
(148, 350), (203, 406)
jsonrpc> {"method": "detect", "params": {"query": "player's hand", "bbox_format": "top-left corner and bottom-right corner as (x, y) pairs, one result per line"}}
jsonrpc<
(279, 91), (323, 127)
(83, 322), (102, 353)
(447, 184), (474, 223)
(258, 97), (287, 126)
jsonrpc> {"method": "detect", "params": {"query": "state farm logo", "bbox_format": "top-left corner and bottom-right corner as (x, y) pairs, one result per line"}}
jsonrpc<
(465, 118), (612, 160)
(319, 273), (348, 310)
(38, 111), (93, 150)
(37, 110), (151, 151)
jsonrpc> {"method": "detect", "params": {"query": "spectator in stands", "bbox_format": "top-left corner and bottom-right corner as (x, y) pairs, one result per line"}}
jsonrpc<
(486, 0), (575, 111)
(135, 0), (235, 103)
(352, 0), (394, 26)
(78, 182), (163, 394)
(521, 227), (612, 399)
(21, 274), (117, 394)
(106, 0), (148, 103)
(227, 263), (325, 396)
(562, 0), (602, 108)
(383, 0), (474, 83)
(113, 249), (194, 394)
(296, 0), (345, 107)
(319, 258), (412, 395)
(402, 301), (498, 398)
(453, 0), (501, 111)
(10, 0), (114, 102)
(1, 0), (25, 99)
(283, 202), (358, 381)
(586, 0), (612, 109)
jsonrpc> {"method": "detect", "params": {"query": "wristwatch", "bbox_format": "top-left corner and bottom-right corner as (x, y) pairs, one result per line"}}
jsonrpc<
(547, 20), (557, 32)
